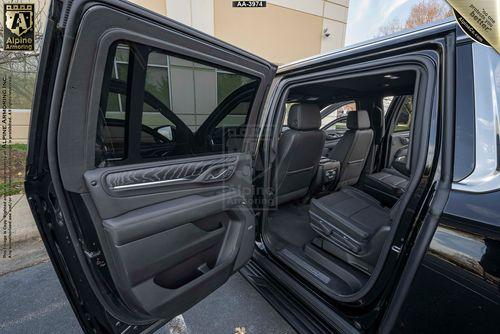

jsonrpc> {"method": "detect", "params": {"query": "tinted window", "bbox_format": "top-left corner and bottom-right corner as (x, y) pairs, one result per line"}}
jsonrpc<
(215, 102), (251, 128)
(281, 103), (296, 129)
(383, 96), (394, 115)
(96, 43), (259, 166)
(320, 102), (355, 139)
(394, 96), (413, 132)
(96, 45), (130, 163)
(323, 117), (348, 138)
(320, 102), (355, 128)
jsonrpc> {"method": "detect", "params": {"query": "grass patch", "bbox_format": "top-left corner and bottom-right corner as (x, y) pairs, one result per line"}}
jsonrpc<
(8, 143), (28, 152)
(0, 144), (27, 196)
(0, 179), (24, 197)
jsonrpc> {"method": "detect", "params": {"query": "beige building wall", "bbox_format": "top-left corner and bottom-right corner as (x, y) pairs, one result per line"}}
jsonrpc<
(214, 2), (323, 64)
(12, 0), (348, 143)
(11, 111), (30, 144)
(133, 0), (167, 15)
(129, 0), (349, 64)
(166, 0), (215, 35)
(214, 0), (348, 64)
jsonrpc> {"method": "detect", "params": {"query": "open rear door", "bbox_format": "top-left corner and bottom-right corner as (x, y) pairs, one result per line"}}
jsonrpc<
(25, 1), (275, 332)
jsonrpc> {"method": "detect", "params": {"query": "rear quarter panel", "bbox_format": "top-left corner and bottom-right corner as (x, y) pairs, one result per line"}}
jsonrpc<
(394, 190), (500, 333)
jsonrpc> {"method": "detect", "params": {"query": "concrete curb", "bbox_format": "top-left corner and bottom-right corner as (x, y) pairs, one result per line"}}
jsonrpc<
(0, 194), (40, 246)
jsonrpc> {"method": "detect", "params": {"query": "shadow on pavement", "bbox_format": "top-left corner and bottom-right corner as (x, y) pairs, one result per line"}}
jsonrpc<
(0, 261), (296, 334)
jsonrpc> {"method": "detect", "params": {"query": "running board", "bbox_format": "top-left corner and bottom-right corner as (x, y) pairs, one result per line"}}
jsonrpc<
(277, 245), (368, 297)
(241, 251), (360, 334)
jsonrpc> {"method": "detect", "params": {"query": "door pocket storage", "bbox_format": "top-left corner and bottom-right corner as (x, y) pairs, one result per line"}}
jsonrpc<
(154, 243), (222, 289)
(109, 212), (230, 287)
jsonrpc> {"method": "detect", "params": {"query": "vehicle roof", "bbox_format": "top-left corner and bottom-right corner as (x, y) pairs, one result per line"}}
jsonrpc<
(278, 19), (469, 74)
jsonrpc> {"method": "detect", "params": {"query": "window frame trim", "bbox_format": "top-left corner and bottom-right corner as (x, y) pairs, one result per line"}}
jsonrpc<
(452, 43), (500, 192)
(97, 40), (263, 166)
(392, 95), (413, 134)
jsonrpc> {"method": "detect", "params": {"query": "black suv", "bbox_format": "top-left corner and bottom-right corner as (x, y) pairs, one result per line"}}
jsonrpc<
(26, 1), (500, 333)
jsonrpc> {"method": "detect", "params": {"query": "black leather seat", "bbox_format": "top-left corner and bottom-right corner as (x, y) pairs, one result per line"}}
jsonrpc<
(328, 110), (374, 188)
(363, 148), (410, 205)
(364, 168), (409, 204)
(275, 104), (326, 205)
(309, 187), (397, 273)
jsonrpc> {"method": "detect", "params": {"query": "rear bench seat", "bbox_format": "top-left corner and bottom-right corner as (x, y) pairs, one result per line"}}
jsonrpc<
(309, 187), (397, 274)
(363, 147), (410, 206)
(363, 168), (409, 205)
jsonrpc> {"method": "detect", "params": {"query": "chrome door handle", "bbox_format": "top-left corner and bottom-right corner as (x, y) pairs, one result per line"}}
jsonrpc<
(201, 165), (234, 182)
(209, 169), (229, 180)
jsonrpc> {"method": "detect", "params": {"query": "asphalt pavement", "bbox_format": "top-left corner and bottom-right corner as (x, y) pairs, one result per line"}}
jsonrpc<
(0, 261), (296, 334)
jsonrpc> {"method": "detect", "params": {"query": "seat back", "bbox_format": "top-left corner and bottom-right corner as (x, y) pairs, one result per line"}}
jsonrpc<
(330, 110), (373, 188)
(275, 104), (325, 205)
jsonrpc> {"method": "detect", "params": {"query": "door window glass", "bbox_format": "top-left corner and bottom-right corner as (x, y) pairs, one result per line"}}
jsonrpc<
(394, 96), (413, 132)
(383, 96), (394, 115)
(96, 44), (130, 164)
(323, 117), (348, 138)
(215, 101), (251, 128)
(96, 42), (259, 166)
(320, 102), (355, 128)
(320, 102), (355, 139)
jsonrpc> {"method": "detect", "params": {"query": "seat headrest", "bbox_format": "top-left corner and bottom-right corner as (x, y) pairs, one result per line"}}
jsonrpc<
(347, 110), (370, 130)
(288, 104), (321, 130)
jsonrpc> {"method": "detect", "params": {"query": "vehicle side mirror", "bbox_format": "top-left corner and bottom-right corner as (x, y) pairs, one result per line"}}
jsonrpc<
(156, 125), (174, 141)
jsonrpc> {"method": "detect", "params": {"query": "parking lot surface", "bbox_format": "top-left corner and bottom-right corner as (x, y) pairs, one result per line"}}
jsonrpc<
(0, 261), (296, 334)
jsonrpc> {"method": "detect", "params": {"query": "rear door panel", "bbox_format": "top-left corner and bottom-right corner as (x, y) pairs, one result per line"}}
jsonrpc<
(56, 3), (272, 193)
(82, 153), (254, 317)
(26, 0), (275, 331)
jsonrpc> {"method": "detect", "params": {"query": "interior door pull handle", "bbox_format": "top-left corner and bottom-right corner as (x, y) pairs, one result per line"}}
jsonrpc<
(207, 168), (229, 181)
(201, 165), (235, 182)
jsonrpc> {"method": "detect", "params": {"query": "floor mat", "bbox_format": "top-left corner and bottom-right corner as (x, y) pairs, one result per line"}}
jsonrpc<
(267, 203), (317, 248)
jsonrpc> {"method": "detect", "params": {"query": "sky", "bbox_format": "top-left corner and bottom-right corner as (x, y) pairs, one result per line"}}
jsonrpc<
(345, 0), (451, 46)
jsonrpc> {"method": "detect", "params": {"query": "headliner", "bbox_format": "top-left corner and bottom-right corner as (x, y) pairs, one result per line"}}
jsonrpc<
(287, 70), (416, 104)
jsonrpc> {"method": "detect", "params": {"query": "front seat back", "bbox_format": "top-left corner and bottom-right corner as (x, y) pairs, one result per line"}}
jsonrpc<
(275, 104), (326, 205)
(329, 110), (373, 188)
